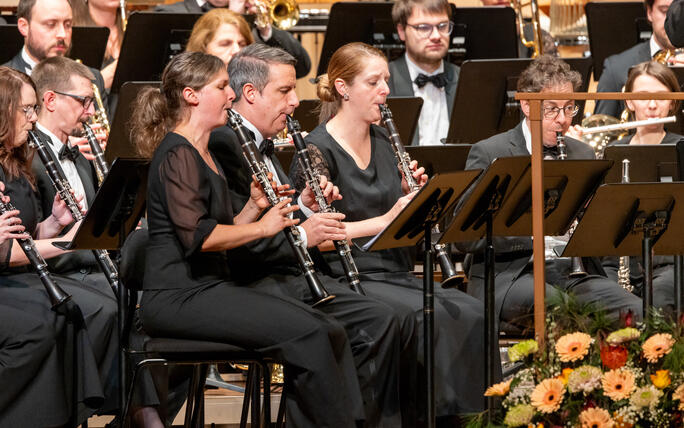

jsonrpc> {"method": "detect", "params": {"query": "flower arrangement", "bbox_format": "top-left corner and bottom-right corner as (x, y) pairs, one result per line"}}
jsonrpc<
(474, 293), (684, 428)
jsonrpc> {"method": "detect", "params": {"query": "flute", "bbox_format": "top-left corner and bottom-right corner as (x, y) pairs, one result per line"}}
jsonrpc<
(581, 116), (676, 135)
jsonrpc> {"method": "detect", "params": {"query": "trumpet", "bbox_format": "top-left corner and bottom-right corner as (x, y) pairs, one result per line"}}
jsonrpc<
(254, 0), (299, 30)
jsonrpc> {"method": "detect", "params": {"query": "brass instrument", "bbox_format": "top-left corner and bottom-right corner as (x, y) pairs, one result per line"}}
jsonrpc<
(653, 48), (684, 64)
(254, 0), (299, 30)
(510, 0), (544, 57)
(120, 0), (127, 31)
(90, 83), (110, 136)
(617, 159), (633, 292)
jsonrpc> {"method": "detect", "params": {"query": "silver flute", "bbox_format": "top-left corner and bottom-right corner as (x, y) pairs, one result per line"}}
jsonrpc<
(82, 123), (110, 186)
(27, 130), (119, 292)
(286, 115), (365, 295)
(227, 110), (335, 306)
(379, 104), (464, 288)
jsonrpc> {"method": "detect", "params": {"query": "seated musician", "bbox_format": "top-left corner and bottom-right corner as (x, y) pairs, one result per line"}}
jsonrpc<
(290, 41), (493, 424)
(464, 55), (643, 329)
(155, 0), (311, 78)
(595, 0), (676, 118)
(185, 9), (253, 65)
(130, 50), (375, 428)
(207, 43), (414, 427)
(388, 0), (457, 146)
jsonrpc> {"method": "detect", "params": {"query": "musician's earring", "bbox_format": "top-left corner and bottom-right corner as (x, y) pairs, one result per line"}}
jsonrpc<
(343, 93), (349, 101)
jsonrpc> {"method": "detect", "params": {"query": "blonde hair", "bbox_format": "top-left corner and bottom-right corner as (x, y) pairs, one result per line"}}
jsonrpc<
(186, 9), (254, 54)
(316, 42), (386, 122)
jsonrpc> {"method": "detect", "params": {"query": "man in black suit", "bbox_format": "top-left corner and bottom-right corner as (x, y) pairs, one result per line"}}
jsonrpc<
(388, 0), (458, 146)
(154, 0), (311, 78)
(595, 0), (675, 117)
(465, 56), (643, 330)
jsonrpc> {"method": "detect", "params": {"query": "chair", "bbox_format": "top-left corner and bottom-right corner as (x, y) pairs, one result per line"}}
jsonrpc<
(118, 228), (279, 428)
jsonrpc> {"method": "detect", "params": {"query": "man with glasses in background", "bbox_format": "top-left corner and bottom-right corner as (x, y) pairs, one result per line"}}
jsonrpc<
(388, 0), (458, 146)
(463, 56), (643, 331)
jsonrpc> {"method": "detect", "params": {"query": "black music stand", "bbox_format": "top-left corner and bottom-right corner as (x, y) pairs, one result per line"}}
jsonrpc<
(111, 12), (201, 93)
(0, 25), (109, 68)
(443, 57), (593, 144)
(440, 157), (611, 415)
(406, 144), (472, 176)
(603, 144), (681, 183)
(562, 182), (684, 317)
(363, 170), (481, 428)
(316, 3), (517, 75)
(52, 158), (149, 412)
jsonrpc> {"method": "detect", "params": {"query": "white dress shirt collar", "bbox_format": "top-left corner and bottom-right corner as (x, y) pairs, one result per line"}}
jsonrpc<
(650, 35), (663, 57)
(521, 119), (533, 155)
(405, 54), (445, 88)
(21, 46), (37, 75)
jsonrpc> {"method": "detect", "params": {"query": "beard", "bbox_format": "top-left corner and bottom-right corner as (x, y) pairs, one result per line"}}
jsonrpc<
(26, 36), (70, 61)
(406, 43), (448, 67)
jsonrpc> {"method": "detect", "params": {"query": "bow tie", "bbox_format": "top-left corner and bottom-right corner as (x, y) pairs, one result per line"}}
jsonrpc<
(542, 145), (559, 160)
(259, 139), (274, 158)
(414, 72), (447, 89)
(200, 1), (215, 12)
(59, 143), (81, 162)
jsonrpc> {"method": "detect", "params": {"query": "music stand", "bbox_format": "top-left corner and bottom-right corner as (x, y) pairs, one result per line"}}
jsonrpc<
(444, 57), (593, 144)
(363, 170), (481, 428)
(562, 182), (684, 316)
(585, 2), (647, 80)
(111, 12), (201, 93)
(0, 25), (109, 68)
(603, 144), (680, 183)
(106, 81), (158, 164)
(406, 144), (472, 176)
(316, 3), (517, 75)
(675, 141), (684, 319)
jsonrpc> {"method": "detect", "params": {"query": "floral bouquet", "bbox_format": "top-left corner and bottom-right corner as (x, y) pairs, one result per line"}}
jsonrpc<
(475, 294), (683, 427)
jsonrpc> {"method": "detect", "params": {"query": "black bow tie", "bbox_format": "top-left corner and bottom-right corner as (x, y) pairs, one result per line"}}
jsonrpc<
(542, 145), (559, 160)
(414, 72), (447, 89)
(260, 139), (274, 158)
(59, 143), (80, 162)
(200, 1), (215, 12)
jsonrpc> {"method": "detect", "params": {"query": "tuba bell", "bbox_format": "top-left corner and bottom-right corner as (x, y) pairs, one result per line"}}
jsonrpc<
(254, 0), (299, 30)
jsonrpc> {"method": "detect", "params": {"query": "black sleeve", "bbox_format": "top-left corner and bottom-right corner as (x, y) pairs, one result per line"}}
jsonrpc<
(0, 239), (10, 272)
(289, 143), (332, 193)
(256, 27), (311, 79)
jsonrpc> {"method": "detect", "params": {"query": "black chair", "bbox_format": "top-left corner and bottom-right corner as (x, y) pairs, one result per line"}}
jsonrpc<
(118, 228), (280, 428)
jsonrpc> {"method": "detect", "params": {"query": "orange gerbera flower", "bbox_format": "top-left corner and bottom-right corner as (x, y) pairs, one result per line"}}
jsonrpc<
(555, 332), (592, 362)
(642, 333), (675, 363)
(530, 378), (565, 413)
(579, 407), (614, 428)
(602, 369), (636, 401)
(484, 378), (512, 397)
(673, 383), (684, 411)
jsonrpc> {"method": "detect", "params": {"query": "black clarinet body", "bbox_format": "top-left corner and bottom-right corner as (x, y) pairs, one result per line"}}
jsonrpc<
(0, 197), (71, 309)
(82, 123), (110, 186)
(378, 104), (464, 288)
(27, 131), (120, 291)
(227, 111), (335, 306)
(286, 115), (365, 295)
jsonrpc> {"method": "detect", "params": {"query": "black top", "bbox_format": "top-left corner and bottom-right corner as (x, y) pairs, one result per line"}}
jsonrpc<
(612, 131), (684, 146)
(145, 132), (233, 290)
(291, 123), (413, 275)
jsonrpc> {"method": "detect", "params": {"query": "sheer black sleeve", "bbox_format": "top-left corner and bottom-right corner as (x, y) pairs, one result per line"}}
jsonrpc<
(0, 239), (10, 272)
(289, 143), (332, 193)
(158, 144), (218, 256)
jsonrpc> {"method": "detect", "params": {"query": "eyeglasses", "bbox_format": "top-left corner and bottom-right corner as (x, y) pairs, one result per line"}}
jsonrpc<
(405, 21), (454, 38)
(54, 91), (94, 110)
(19, 104), (40, 119)
(542, 105), (579, 119)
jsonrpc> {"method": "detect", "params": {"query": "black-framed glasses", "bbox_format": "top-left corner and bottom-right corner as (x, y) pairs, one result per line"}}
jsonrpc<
(405, 21), (454, 38)
(19, 104), (40, 119)
(54, 91), (94, 110)
(542, 104), (579, 119)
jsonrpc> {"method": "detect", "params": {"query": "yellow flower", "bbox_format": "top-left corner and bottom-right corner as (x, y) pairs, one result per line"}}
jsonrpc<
(642, 333), (675, 363)
(650, 370), (671, 389)
(530, 378), (565, 413)
(579, 407), (614, 428)
(558, 368), (573, 385)
(555, 332), (592, 363)
(613, 413), (634, 428)
(484, 378), (512, 397)
(673, 383), (684, 411)
(602, 369), (636, 401)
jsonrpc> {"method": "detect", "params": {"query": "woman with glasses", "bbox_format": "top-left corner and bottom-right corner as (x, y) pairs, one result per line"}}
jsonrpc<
(289, 42), (491, 425)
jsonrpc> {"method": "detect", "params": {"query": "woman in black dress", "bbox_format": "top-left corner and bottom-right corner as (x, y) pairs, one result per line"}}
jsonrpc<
(129, 51), (364, 428)
(290, 42), (491, 421)
(0, 66), (118, 426)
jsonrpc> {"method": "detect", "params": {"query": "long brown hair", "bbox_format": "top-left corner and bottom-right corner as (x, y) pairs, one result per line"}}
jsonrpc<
(0, 67), (36, 185)
(186, 9), (254, 54)
(129, 52), (225, 158)
(316, 42), (386, 123)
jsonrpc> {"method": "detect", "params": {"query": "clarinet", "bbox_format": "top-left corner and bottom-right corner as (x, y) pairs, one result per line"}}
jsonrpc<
(227, 111), (335, 306)
(378, 104), (464, 288)
(555, 131), (587, 278)
(617, 159), (633, 292)
(82, 123), (110, 186)
(286, 115), (365, 295)
(27, 131), (120, 292)
(0, 195), (71, 309)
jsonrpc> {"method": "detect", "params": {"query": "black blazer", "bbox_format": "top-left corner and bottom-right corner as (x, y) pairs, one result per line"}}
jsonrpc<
(3, 52), (110, 115)
(387, 55), (459, 146)
(594, 41), (651, 118)
(31, 128), (99, 273)
(612, 131), (684, 146)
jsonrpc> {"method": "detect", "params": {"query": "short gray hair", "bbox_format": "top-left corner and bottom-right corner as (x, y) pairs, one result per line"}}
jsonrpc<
(228, 43), (296, 102)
